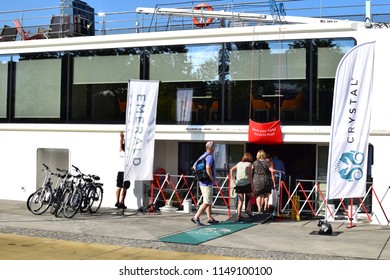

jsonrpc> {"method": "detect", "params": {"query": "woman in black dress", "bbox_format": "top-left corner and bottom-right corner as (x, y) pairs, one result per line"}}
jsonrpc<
(252, 150), (276, 213)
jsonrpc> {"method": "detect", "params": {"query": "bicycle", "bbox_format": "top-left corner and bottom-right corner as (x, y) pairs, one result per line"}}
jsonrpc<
(27, 164), (59, 215)
(60, 165), (103, 218)
(49, 168), (72, 216)
(60, 170), (83, 218)
(72, 165), (104, 215)
(89, 178), (104, 213)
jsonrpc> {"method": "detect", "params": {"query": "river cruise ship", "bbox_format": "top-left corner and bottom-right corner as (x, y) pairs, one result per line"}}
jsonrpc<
(1, 0), (389, 224)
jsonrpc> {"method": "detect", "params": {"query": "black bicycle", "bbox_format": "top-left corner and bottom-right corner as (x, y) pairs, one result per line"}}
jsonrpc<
(50, 168), (72, 216)
(73, 165), (104, 215)
(57, 165), (103, 218)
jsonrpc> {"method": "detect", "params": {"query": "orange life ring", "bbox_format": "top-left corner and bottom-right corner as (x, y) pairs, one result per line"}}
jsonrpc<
(192, 3), (214, 28)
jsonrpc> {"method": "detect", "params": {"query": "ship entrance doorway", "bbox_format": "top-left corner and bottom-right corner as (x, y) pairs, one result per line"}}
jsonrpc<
(246, 144), (317, 186)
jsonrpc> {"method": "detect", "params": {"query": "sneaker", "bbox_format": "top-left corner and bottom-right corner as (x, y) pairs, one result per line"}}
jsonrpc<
(115, 202), (120, 208)
(207, 217), (219, 224)
(191, 217), (204, 226)
(118, 203), (127, 209)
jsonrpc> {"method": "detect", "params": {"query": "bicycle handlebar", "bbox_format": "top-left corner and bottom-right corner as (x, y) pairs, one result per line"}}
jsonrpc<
(72, 165), (100, 181)
(42, 164), (66, 178)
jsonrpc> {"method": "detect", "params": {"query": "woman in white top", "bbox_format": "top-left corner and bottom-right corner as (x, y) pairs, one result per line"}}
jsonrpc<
(230, 152), (254, 221)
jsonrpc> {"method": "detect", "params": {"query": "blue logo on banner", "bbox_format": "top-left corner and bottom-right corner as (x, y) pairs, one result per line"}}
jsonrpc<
(335, 151), (364, 182)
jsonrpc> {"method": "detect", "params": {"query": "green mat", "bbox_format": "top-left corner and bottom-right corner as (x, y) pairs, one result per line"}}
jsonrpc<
(158, 222), (255, 245)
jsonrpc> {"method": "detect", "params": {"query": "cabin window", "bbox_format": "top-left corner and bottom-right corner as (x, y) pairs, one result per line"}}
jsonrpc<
(149, 45), (219, 82)
(71, 51), (140, 122)
(2, 38), (355, 125)
(229, 47), (306, 80)
(149, 44), (222, 124)
(225, 38), (355, 125)
(73, 55), (140, 84)
(14, 58), (62, 119)
(0, 61), (8, 118)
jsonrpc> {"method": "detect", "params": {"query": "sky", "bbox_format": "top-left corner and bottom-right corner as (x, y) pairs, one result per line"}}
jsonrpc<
(1, 0), (389, 15)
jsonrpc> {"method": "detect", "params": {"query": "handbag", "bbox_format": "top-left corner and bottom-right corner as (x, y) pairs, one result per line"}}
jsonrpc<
(268, 188), (277, 206)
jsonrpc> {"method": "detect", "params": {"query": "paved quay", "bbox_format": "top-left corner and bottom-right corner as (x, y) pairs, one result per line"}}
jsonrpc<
(1, 199), (390, 260)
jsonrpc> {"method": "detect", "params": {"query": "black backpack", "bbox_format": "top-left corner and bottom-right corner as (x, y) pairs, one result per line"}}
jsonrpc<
(194, 154), (212, 182)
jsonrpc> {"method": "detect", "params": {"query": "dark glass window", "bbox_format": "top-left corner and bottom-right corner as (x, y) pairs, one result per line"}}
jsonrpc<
(226, 38), (355, 125)
(13, 53), (64, 121)
(0, 55), (11, 119)
(148, 44), (222, 124)
(70, 48), (141, 123)
(2, 38), (355, 125)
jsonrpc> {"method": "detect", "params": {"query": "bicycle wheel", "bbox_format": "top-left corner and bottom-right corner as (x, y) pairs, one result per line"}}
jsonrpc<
(28, 187), (52, 215)
(89, 185), (103, 213)
(27, 189), (45, 215)
(54, 186), (72, 217)
(79, 184), (93, 213)
(63, 188), (82, 218)
(26, 191), (34, 212)
(50, 187), (62, 215)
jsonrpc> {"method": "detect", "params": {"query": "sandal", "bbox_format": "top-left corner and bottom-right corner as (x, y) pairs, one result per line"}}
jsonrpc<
(207, 217), (219, 224)
(245, 211), (254, 217)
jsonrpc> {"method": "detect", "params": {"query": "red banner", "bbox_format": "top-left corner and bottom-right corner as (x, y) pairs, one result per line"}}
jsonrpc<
(248, 120), (283, 144)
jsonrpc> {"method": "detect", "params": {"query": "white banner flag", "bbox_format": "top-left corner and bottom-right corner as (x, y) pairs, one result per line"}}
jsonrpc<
(326, 42), (375, 200)
(124, 80), (159, 181)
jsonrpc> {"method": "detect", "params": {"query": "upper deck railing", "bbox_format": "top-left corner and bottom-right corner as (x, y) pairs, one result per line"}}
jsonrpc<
(1, 0), (390, 42)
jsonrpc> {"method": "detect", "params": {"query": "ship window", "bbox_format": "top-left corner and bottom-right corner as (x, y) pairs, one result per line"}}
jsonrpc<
(73, 54), (140, 84)
(230, 48), (306, 80)
(14, 58), (61, 119)
(0, 61), (8, 118)
(71, 50), (140, 123)
(149, 44), (220, 82)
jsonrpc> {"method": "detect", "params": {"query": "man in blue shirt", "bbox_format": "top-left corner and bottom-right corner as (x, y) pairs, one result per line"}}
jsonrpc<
(191, 141), (219, 226)
(271, 153), (286, 184)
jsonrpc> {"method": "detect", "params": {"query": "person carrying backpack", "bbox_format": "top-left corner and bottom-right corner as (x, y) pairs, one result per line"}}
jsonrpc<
(191, 141), (219, 226)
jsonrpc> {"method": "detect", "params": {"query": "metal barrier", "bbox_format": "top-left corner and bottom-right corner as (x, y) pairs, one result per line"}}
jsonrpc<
(277, 179), (390, 226)
(147, 173), (232, 217)
(145, 173), (390, 226)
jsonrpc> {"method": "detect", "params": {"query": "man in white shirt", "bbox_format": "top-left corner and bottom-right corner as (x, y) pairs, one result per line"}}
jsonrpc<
(115, 131), (130, 209)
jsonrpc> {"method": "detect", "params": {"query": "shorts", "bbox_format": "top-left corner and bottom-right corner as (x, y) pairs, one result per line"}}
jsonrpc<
(200, 185), (213, 205)
(235, 183), (252, 194)
(116, 172), (130, 189)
